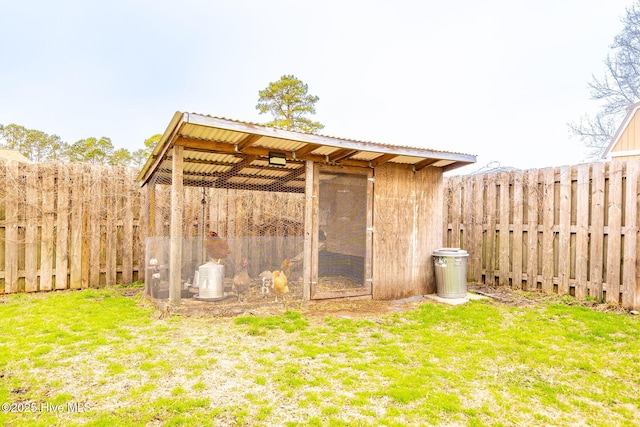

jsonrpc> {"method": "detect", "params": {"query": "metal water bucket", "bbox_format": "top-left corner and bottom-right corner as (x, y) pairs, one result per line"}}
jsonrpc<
(196, 262), (225, 299)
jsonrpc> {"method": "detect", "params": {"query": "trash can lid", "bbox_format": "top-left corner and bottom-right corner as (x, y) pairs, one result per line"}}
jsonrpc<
(433, 248), (468, 256)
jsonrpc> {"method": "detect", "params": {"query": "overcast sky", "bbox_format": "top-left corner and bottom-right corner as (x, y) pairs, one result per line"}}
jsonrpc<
(0, 0), (633, 174)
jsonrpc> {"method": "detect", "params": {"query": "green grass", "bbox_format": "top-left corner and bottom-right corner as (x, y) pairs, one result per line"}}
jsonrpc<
(0, 285), (639, 426)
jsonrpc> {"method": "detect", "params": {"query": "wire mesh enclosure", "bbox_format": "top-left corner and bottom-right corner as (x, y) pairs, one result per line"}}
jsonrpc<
(138, 113), (475, 307)
(315, 168), (371, 296)
(144, 153), (306, 305)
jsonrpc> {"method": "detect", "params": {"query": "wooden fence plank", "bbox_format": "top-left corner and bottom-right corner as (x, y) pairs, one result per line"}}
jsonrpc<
(512, 172), (524, 289)
(525, 169), (539, 290)
(498, 172), (510, 286)
(484, 177), (496, 285)
(462, 175), (475, 281)
(122, 170), (134, 285)
(471, 175), (483, 282)
(541, 168), (554, 293)
(606, 161), (623, 303)
(574, 164), (589, 299)
(55, 164), (69, 290)
(40, 164), (55, 291)
(590, 162), (605, 300)
(558, 166), (571, 295)
(449, 175), (461, 248)
(623, 161), (639, 308)
(89, 165), (102, 287)
(105, 169), (117, 285)
(69, 165), (83, 289)
(4, 161), (19, 293)
(24, 164), (38, 292)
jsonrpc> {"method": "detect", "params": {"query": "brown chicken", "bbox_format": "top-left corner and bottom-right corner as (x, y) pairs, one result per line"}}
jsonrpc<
(271, 270), (289, 303)
(204, 231), (230, 263)
(232, 258), (251, 302)
(280, 258), (291, 278)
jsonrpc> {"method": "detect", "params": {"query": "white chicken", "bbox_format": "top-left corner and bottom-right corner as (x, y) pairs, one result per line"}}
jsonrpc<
(258, 270), (272, 294)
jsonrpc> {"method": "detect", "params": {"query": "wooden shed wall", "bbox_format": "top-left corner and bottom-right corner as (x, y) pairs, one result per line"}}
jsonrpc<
(613, 109), (640, 154)
(372, 163), (443, 299)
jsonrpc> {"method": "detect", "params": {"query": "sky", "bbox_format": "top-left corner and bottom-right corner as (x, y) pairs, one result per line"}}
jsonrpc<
(0, 0), (634, 174)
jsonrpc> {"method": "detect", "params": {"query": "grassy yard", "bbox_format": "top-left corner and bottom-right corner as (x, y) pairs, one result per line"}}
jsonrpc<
(0, 285), (639, 427)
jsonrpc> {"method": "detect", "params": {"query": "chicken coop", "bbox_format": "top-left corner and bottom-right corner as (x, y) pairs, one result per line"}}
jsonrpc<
(138, 112), (476, 307)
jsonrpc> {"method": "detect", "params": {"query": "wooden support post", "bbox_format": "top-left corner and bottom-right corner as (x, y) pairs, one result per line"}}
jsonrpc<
(303, 160), (314, 301)
(169, 145), (184, 306)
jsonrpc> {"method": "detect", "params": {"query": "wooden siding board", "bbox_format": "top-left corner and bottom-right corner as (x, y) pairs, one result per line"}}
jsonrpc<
(372, 163), (442, 299)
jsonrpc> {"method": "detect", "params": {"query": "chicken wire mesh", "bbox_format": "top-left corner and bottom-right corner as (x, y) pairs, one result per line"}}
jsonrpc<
(143, 153), (306, 304)
(316, 169), (369, 294)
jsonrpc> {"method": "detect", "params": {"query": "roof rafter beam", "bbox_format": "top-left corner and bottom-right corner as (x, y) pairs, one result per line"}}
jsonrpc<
(293, 143), (322, 157)
(413, 158), (439, 171)
(368, 153), (398, 167)
(328, 148), (359, 163)
(174, 136), (370, 168)
(236, 133), (263, 151)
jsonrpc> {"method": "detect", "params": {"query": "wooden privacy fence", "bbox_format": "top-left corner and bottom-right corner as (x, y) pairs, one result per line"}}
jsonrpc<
(443, 160), (640, 309)
(0, 161), (145, 293)
(4, 158), (640, 311)
(0, 160), (305, 294)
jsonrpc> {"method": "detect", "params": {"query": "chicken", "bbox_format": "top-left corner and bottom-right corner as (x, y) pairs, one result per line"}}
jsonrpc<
(232, 258), (251, 302)
(258, 270), (272, 294)
(271, 270), (289, 303)
(280, 258), (291, 278)
(204, 231), (230, 263)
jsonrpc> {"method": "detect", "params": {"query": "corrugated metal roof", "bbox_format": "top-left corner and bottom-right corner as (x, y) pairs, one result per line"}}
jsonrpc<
(139, 112), (477, 191)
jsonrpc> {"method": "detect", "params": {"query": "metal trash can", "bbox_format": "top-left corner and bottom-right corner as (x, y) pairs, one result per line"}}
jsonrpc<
(433, 248), (468, 298)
